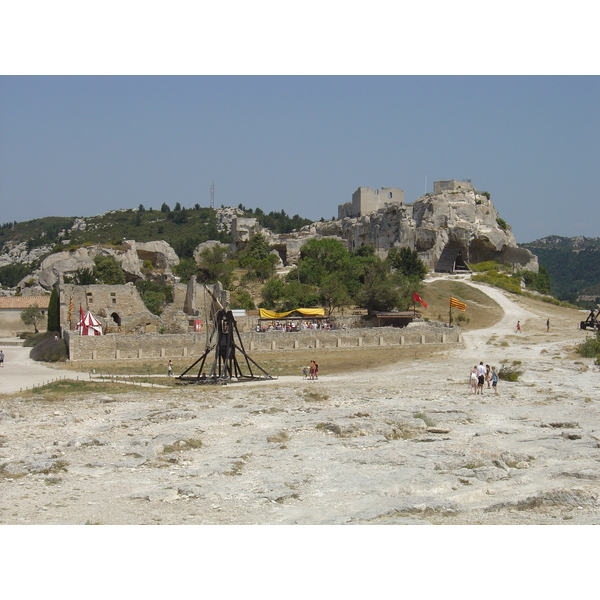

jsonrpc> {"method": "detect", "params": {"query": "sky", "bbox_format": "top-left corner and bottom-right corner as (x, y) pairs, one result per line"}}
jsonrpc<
(0, 6), (598, 247)
(1, 75), (598, 243)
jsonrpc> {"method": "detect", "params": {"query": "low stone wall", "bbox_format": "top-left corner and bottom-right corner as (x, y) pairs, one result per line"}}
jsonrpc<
(65, 323), (462, 362)
(65, 331), (205, 362)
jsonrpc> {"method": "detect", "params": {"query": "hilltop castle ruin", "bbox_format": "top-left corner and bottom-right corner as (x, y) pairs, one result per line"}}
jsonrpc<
(238, 179), (537, 273)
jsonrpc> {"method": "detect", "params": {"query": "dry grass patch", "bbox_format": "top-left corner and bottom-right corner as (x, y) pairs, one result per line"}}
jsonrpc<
(304, 390), (330, 402)
(422, 279), (502, 331)
(10, 379), (159, 400)
(162, 438), (203, 453)
(266, 430), (290, 444)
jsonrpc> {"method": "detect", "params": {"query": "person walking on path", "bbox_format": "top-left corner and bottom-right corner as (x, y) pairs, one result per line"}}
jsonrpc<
(167, 360), (173, 377)
(476, 361), (486, 394)
(491, 366), (499, 393)
(485, 364), (491, 389)
(0, 350), (4, 367)
(470, 367), (478, 394)
(516, 321), (522, 333)
(546, 318), (550, 332)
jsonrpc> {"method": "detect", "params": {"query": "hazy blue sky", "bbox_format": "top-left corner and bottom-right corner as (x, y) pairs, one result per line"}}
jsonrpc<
(1, 75), (597, 243)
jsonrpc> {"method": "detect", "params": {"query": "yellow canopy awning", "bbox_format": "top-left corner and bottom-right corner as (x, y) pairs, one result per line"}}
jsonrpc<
(259, 308), (325, 319)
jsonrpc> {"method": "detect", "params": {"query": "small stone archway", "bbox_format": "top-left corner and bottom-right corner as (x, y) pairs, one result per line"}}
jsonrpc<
(111, 312), (122, 327)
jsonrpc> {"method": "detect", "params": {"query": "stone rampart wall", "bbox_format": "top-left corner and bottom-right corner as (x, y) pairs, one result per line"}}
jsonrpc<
(65, 324), (462, 362)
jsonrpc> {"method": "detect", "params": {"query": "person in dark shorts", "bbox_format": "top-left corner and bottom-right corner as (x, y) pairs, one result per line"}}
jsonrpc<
(491, 366), (499, 393)
(476, 361), (486, 394)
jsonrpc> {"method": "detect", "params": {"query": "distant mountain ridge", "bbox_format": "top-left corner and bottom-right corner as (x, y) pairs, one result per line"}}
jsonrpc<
(520, 236), (600, 303)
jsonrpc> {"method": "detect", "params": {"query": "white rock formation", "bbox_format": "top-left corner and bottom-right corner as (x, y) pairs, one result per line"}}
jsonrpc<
(239, 187), (538, 271)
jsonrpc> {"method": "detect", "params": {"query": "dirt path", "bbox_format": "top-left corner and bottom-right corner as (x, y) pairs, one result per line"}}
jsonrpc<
(0, 339), (91, 394)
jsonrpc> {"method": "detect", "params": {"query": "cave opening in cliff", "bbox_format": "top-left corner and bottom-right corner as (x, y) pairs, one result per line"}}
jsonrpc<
(469, 239), (502, 265)
(435, 245), (471, 273)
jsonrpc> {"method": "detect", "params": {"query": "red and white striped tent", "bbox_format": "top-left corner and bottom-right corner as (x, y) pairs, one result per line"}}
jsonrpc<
(77, 309), (103, 336)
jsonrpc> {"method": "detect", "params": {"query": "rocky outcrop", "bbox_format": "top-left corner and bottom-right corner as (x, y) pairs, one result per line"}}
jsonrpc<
(192, 240), (229, 264)
(236, 187), (538, 272)
(18, 241), (181, 291)
(123, 240), (179, 272)
(0, 241), (54, 269)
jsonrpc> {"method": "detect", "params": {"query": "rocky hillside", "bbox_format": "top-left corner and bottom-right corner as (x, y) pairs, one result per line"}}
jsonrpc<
(302, 187), (538, 272)
(0, 206), (311, 291)
(520, 236), (600, 303)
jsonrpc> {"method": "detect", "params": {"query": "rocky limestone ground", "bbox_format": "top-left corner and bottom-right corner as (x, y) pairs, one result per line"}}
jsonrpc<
(1, 281), (599, 525)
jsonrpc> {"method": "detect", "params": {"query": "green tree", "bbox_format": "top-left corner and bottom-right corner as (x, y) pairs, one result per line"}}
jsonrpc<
(93, 255), (126, 284)
(260, 277), (286, 309)
(238, 233), (272, 266)
(47, 287), (60, 332)
(134, 280), (173, 315)
(355, 280), (401, 312)
(196, 245), (234, 288)
(297, 238), (352, 286)
(0, 263), (33, 288)
(319, 275), (352, 315)
(254, 254), (279, 281)
(66, 267), (97, 285)
(20, 304), (44, 333)
(260, 277), (319, 311)
(230, 289), (256, 311)
(173, 258), (198, 284)
(521, 266), (552, 295)
(161, 202), (170, 213)
(387, 247), (427, 279)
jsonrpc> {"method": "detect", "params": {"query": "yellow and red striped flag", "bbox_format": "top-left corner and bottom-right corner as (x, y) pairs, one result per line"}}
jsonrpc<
(68, 297), (73, 321)
(449, 297), (467, 311)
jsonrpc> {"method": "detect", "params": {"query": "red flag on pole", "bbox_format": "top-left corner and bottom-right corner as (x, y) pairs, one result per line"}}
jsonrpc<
(413, 292), (428, 308)
(79, 305), (85, 320)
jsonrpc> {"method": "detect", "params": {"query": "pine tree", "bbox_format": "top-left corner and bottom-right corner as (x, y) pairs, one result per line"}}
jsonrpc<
(47, 286), (60, 332)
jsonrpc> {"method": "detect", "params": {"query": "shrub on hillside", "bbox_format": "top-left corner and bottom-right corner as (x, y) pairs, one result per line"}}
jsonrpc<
(472, 272), (523, 294)
(576, 331), (600, 363)
(498, 361), (523, 381)
(23, 331), (58, 347)
(470, 261), (507, 273)
(30, 336), (68, 362)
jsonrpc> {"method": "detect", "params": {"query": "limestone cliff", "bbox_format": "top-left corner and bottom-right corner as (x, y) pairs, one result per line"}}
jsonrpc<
(241, 185), (538, 272)
(17, 241), (180, 292)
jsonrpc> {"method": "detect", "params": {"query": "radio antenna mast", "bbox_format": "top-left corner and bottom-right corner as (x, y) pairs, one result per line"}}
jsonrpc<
(210, 181), (214, 209)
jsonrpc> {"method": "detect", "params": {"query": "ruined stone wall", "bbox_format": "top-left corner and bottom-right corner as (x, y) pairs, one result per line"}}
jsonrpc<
(350, 187), (404, 217)
(59, 283), (152, 330)
(65, 331), (206, 361)
(65, 323), (462, 362)
(433, 179), (473, 194)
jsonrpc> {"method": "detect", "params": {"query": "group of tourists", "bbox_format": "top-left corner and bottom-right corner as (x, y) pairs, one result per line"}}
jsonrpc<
(257, 320), (336, 332)
(302, 360), (319, 380)
(470, 361), (498, 394)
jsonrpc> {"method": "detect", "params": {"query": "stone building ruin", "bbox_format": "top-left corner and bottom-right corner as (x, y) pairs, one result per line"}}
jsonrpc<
(338, 187), (405, 219)
(225, 179), (538, 274)
(433, 179), (474, 194)
(59, 278), (229, 337)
